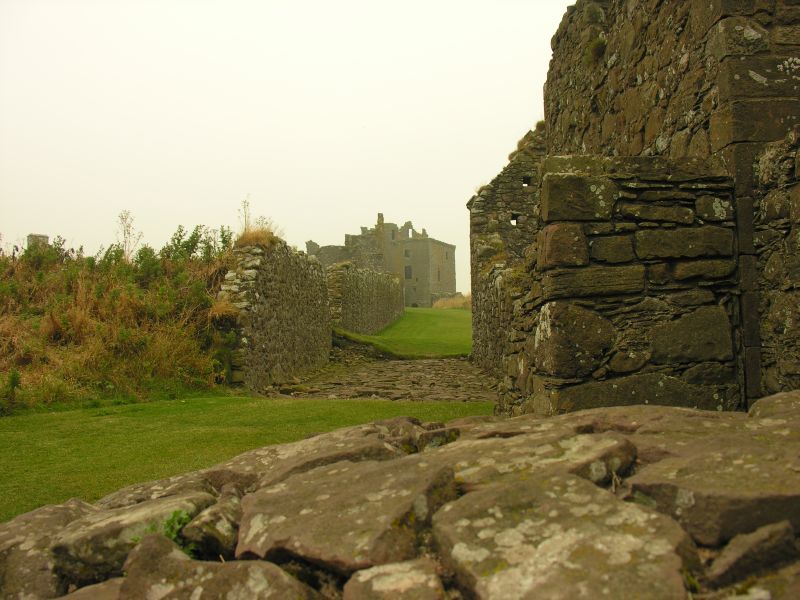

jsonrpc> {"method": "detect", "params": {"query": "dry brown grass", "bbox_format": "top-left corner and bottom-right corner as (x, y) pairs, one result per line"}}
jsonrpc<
(433, 294), (471, 310)
(208, 296), (239, 323)
(234, 226), (277, 248)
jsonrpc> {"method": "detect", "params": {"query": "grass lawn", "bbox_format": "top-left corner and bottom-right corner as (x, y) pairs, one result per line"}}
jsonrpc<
(338, 307), (472, 358)
(0, 394), (492, 522)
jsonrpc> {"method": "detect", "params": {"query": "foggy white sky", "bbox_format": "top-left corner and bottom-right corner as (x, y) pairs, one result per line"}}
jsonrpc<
(0, 0), (573, 292)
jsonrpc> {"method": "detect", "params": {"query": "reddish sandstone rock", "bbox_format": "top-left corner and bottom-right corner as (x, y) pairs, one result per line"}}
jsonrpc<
(433, 472), (696, 600)
(236, 455), (457, 575)
(343, 559), (445, 600)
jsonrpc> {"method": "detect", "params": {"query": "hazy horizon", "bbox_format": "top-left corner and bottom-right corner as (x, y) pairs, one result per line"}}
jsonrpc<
(0, 0), (574, 292)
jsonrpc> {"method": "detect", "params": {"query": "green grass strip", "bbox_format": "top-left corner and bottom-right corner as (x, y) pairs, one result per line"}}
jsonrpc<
(338, 307), (472, 358)
(0, 394), (491, 522)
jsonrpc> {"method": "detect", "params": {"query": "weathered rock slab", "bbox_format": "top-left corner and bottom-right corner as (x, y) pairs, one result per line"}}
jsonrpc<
(202, 418), (420, 492)
(433, 473), (696, 600)
(0, 499), (97, 599)
(236, 456), (457, 575)
(627, 414), (800, 546)
(59, 578), (123, 599)
(119, 534), (321, 599)
(342, 558), (445, 600)
(52, 490), (216, 586)
(707, 521), (799, 588)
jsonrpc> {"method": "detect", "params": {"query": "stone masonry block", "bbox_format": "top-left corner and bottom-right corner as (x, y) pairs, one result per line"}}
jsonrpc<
(634, 227), (735, 259)
(673, 259), (737, 280)
(541, 265), (645, 299)
(541, 173), (617, 222)
(650, 306), (734, 364)
(537, 223), (589, 270)
(790, 183), (800, 223)
(740, 254), (758, 291)
(741, 292), (762, 346)
(745, 346), (763, 399)
(552, 373), (725, 413)
(718, 56), (800, 100)
(707, 17), (769, 60)
(617, 202), (695, 224)
(589, 235), (636, 263)
(531, 302), (615, 378)
(696, 195), (735, 221)
(711, 100), (800, 151)
(774, 25), (800, 44)
(737, 196), (756, 254)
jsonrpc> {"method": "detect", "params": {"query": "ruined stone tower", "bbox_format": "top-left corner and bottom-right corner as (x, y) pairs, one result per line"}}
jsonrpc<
(308, 214), (456, 307)
(470, 0), (800, 415)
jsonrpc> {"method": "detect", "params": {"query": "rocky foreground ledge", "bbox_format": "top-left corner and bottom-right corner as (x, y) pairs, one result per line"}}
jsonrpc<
(2, 393), (800, 599)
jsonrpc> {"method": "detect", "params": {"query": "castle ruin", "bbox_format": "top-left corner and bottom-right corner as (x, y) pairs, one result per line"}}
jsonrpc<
(307, 214), (456, 307)
(470, 0), (800, 415)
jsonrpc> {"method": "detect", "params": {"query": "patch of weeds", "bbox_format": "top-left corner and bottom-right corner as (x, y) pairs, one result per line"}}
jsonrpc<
(584, 37), (607, 66)
(0, 369), (22, 415)
(682, 569), (701, 593)
(131, 510), (198, 557)
(629, 490), (658, 509)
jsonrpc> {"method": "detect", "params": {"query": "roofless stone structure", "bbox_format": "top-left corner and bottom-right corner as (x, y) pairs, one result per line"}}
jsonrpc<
(470, 0), (800, 415)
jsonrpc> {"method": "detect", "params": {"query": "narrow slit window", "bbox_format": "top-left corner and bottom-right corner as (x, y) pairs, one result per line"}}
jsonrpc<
(522, 176), (532, 187)
(405, 266), (412, 279)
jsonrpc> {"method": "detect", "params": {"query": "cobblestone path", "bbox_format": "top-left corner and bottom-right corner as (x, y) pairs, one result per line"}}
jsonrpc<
(285, 350), (498, 403)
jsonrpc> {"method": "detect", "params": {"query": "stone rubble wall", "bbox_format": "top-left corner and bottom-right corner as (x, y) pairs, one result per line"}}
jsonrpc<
(326, 262), (405, 335)
(217, 242), (331, 391)
(754, 127), (800, 396)
(545, 0), (800, 162)
(468, 128), (547, 376)
(495, 155), (741, 415)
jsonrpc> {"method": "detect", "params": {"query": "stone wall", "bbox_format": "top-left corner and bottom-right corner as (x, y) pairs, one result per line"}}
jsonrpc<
(545, 0), (800, 163)
(753, 126), (800, 395)
(495, 155), (742, 415)
(468, 127), (546, 376)
(216, 242), (330, 391)
(468, 0), (800, 414)
(326, 262), (405, 335)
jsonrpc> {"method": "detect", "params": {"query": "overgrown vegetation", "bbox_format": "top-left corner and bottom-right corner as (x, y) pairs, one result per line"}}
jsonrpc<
(132, 510), (198, 557)
(585, 37), (607, 66)
(432, 294), (471, 310)
(0, 394), (492, 521)
(0, 213), (241, 412)
(233, 196), (282, 248)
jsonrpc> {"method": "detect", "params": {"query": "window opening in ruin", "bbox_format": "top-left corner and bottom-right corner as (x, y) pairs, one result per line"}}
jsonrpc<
(405, 266), (412, 279)
(391, 230), (396, 240)
(404, 249), (411, 258)
(510, 213), (520, 226)
(438, 268), (441, 282)
(522, 176), (532, 187)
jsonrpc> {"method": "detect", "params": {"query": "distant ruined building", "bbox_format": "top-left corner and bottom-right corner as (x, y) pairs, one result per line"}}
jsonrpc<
(470, 0), (800, 415)
(307, 214), (457, 308)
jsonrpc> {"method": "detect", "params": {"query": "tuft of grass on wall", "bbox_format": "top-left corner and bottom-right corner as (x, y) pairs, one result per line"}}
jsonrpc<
(585, 37), (607, 66)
